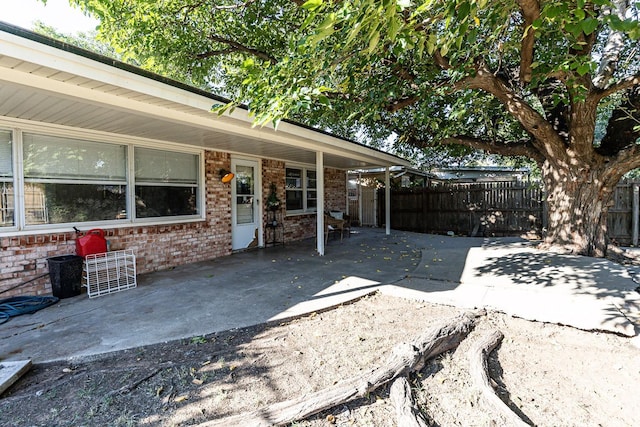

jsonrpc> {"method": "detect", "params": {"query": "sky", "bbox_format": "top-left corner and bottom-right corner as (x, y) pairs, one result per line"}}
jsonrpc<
(2, 0), (99, 33)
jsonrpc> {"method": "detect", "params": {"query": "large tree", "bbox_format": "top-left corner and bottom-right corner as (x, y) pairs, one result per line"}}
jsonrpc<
(71, 0), (639, 257)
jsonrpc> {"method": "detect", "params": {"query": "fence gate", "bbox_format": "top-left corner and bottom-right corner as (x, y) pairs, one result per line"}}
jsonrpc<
(360, 186), (378, 226)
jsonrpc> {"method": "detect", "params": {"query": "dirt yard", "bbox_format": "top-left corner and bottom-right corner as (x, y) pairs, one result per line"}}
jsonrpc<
(1, 291), (638, 427)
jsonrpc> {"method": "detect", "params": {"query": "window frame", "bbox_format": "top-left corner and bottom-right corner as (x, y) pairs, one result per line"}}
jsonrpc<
(0, 124), (205, 234)
(285, 165), (317, 215)
(0, 129), (14, 228)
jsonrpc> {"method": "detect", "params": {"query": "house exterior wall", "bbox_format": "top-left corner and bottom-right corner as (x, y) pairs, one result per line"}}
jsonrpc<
(1, 152), (347, 298)
(325, 168), (347, 212)
(262, 159), (347, 242)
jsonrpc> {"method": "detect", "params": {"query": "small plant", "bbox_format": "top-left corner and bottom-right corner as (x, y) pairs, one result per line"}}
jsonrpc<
(266, 182), (281, 209)
(190, 336), (207, 345)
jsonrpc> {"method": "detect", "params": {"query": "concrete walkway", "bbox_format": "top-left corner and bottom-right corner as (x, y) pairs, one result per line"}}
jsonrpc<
(1, 229), (639, 363)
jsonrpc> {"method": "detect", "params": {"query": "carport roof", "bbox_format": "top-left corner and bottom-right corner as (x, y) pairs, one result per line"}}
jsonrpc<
(0, 22), (410, 170)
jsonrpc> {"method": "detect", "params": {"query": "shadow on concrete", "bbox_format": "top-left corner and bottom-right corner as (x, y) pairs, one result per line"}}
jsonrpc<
(1, 228), (638, 366)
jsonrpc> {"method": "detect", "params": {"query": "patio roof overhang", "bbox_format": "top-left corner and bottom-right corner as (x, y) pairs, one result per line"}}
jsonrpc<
(0, 22), (410, 170)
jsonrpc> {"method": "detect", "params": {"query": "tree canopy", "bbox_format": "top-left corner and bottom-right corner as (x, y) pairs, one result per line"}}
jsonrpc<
(69, 0), (639, 256)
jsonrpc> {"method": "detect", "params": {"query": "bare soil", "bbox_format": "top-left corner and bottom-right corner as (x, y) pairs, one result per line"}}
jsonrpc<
(1, 292), (639, 427)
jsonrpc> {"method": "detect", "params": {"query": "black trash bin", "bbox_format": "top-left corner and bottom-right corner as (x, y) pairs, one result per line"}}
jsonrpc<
(47, 255), (83, 299)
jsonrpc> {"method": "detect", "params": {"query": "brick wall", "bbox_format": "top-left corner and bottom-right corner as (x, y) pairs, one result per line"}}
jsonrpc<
(1, 233), (76, 296)
(324, 169), (347, 212)
(0, 150), (233, 298)
(261, 161), (347, 243)
(1, 154), (347, 298)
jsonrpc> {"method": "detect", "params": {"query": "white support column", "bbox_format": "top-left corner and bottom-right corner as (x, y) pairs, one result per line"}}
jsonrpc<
(345, 173), (349, 215)
(316, 151), (325, 256)
(633, 184), (639, 246)
(358, 172), (363, 226)
(385, 166), (391, 235)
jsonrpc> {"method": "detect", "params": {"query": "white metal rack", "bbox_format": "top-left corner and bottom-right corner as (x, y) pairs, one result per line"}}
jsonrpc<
(83, 249), (137, 298)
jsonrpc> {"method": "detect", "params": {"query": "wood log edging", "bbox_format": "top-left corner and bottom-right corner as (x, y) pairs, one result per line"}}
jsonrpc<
(197, 310), (483, 427)
(468, 329), (530, 427)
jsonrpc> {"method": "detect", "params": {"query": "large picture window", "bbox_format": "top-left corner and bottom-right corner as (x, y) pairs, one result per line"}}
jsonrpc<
(0, 128), (203, 232)
(22, 134), (127, 225)
(286, 167), (317, 213)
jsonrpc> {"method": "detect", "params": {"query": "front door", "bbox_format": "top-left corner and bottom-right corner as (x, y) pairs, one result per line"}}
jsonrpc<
(231, 158), (261, 250)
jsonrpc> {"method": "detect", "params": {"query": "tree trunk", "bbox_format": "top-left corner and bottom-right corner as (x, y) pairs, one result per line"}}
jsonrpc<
(541, 160), (615, 257)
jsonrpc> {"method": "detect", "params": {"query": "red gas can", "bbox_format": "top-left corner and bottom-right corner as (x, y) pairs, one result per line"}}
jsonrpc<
(76, 229), (107, 257)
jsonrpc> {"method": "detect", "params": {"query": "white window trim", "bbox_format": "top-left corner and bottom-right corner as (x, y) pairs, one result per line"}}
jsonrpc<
(0, 125), (206, 236)
(285, 164), (317, 215)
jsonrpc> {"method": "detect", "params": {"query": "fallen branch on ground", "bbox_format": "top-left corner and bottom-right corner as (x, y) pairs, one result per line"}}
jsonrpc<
(197, 310), (483, 427)
(390, 376), (429, 427)
(468, 329), (530, 426)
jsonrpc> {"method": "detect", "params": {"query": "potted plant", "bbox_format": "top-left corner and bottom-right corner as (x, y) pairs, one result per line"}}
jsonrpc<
(266, 182), (281, 211)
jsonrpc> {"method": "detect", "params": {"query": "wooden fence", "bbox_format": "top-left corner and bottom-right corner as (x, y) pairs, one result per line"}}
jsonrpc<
(378, 180), (640, 244)
(608, 180), (640, 245)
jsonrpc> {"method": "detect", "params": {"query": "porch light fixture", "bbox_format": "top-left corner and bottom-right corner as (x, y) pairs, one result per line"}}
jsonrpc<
(219, 169), (235, 183)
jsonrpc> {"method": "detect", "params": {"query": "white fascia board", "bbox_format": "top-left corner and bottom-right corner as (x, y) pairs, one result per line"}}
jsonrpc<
(274, 121), (411, 168)
(0, 31), (216, 113)
(0, 31), (409, 168)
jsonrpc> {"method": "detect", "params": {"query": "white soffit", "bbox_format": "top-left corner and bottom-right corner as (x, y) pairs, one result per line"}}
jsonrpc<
(0, 24), (410, 170)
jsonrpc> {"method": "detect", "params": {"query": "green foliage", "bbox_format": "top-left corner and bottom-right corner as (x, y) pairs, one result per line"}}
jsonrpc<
(69, 0), (639, 170)
(32, 22), (116, 57)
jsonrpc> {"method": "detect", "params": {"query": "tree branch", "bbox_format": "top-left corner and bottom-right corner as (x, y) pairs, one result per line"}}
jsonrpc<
(206, 34), (277, 64)
(468, 330), (530, 426)
(597, 86), (640, 156)
(533, 79), (570, 142)
(195, 49), (235, 59)
(440, 136), (544, 163)
(386, 96), (420, 113)
(197, 311), (481, 427)
(594, 71), (640, 101)
(209, 0), (257, 10)
(456, 64), (565, 158)
(433, 50), (452, 70)
(605, 144), (640, 184)
(516, 0), (540, 83)
(593, 0), (631, 89)
(390, 377), (430, 427)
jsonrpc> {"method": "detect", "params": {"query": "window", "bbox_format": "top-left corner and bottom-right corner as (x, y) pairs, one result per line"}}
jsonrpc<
(134, 148), (199, 218)
(0, 128), (203, 231)
(285, 167), (317, 213)
(0, 130), (13, 227)
(22, 133), (127, 224)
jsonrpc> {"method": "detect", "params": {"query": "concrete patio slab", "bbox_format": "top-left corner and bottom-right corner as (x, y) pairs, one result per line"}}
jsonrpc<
(1, 229), (638, 364)
(390, 242), (640, 336)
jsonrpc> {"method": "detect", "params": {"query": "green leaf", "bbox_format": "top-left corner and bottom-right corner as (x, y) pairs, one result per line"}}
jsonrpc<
(344, 21), (362, 46)
(415, 35), (425, 59)
(426, 38), (436, 55)
(367, 30), (380, 54)
(318, 95), (331, 106)
(440, 43), (449, 57)
(318, 12), (336, 30)
(576, 63), (591, 76)
(301, 0), (323, 11)
(458, 1), (470, 21)
(388, 17), (401, 41)
(581, 18), (599, 35)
